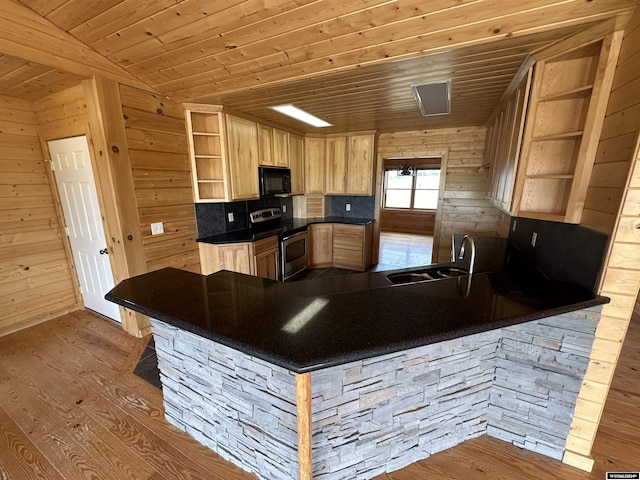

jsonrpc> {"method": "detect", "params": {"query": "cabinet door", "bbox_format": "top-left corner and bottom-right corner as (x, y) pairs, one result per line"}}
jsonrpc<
(333, 224), (365, 270)
(254, 248), (279, 280)
(226, 115), (260, 200)
(309, 224), (333, 268)
(199, 243), (252, 275)
(252, 236), (279, 280)
(289, 133), (305, 195)
(347, 135), (375, 195)
(272, 129), (289, 168)
(258, 124), (274, 166)
(485, 70), (531, 213)
(304, 137), (326, 193)
(325, 136), (348, 194)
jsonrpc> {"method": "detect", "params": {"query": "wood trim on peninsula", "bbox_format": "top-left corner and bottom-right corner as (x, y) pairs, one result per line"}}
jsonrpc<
(296, 373), (313, 480)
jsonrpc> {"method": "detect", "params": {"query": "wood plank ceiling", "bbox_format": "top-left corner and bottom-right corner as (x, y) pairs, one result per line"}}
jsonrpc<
(4, 0), (640, 133)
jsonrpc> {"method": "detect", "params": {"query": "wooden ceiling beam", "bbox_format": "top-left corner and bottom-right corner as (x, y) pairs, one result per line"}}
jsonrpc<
(0, 0), (155, 92)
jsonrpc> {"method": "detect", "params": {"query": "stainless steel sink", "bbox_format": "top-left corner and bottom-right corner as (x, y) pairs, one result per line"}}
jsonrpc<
(434, 267), (469, 278)
(386, 266), (469, 285)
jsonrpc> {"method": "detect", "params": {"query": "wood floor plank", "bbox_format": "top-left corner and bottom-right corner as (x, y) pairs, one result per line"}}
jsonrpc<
(0, 313), (256, 480)
(0, 309), (638, 479)
(0, 404), (65, 480)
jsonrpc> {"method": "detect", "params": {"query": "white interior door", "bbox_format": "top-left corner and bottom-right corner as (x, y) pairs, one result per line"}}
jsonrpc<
(48, 136), (121, 322)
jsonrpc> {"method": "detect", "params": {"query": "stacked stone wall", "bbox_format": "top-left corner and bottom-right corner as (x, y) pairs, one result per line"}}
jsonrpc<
(150, 306), (601, 480)
(487, 307), (601, 459)
(152, 320), (299, 480)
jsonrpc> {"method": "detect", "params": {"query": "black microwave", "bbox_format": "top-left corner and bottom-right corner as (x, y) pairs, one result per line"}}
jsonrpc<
(259, 167), (291, 197)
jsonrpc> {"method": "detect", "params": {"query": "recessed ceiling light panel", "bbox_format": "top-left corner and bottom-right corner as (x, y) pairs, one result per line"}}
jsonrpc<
(269, 104), (332, 128)
(411, 80), (451, 116)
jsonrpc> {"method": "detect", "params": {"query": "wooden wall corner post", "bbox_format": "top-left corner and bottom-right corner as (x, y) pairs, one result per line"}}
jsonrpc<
(296, 373), (312, 480)
(562, 450), (595, 472)
(82, 76), (150, 337)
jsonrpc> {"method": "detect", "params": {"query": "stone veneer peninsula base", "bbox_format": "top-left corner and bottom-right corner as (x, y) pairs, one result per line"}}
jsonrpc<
(150, 306), (601, 480)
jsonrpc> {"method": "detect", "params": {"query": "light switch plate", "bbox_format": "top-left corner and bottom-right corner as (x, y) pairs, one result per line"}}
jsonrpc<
(151, 222), (164, 235)
(282, 205), (287, 213)
(531, 231), (537, 247)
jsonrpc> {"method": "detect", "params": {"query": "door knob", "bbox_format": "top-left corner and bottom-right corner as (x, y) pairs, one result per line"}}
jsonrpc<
(99, 248), (109, 255)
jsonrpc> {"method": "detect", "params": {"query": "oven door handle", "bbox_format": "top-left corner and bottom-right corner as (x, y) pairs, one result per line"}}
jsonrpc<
(281, 230), (307, 243)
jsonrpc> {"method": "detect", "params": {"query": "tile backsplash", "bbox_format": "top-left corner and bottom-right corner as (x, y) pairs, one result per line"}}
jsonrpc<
(508, 217), (609, 292)
(327, 195), (376, 218)
(195, 196), (293, 238)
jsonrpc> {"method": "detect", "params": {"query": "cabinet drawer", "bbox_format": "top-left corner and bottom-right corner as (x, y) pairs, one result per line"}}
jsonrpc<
(253, 235), (279, 255)
(333, 225), (364, 251)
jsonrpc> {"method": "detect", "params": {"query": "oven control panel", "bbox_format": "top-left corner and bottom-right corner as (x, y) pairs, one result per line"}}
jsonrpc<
(249, 208), (282, 224)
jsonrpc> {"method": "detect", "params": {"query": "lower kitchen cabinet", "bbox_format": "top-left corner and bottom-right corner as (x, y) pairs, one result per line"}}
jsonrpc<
(309, 222), (373, 272)
(309, 224), (333, 268)
(253, 236), (280, 280)
(333, 223), (373, 271)
(199, 235), (280, 280)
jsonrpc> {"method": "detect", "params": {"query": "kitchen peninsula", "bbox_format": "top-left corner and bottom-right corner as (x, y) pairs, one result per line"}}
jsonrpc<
(106, 237), (607, 480)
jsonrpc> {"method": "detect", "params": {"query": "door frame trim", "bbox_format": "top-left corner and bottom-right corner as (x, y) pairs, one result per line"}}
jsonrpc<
(39, 128), (121, 323)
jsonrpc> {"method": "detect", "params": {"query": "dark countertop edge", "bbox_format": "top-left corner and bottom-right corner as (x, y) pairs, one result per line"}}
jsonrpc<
(197, 216), (374, 244)
(106, 292), (608, 374)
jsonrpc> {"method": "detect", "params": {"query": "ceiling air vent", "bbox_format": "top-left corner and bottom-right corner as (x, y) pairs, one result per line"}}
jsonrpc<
(411, 80), (451, 116)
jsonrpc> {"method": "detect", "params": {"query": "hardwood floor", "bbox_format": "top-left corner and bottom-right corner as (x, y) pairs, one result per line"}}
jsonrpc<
(0, 310), (256, 480)
(1, 305), (639, 479)
(371, 231), (433, 271)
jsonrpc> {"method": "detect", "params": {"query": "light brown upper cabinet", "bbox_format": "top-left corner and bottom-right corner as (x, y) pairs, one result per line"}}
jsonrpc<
(258, 124), (274, 167)
(347, 134), (376, 195)
(305, 136), (326, 194)
(485, 30), (623, 223)
(272, 129), (289, 168)
(259, 126), (289, 168)
(325, 136), (348, 194)
(185, 105), (229, 202)
(486, 69), (532, 213)
(226, 114), (260, 201)
(306, 132), (377, 196)
(289, 133), (305, 195)
(186, 106), (260, 202)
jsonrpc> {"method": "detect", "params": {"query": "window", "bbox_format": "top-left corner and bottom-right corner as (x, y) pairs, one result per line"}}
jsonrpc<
(384, 167), (441, 210)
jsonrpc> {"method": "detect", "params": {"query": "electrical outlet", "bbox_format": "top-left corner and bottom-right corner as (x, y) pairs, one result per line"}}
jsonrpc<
(346, 203), (351, 212)
(228, 212), (234, 222)
(531, 231), (537, 247)
(282, 205), (287, 213)
(512, 219), (517, 232)
(150, 222), (164, 235)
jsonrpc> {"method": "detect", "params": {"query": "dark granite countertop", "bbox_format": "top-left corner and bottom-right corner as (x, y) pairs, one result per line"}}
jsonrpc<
(197, 216), (374, 244)
(106, 240), (608, 373)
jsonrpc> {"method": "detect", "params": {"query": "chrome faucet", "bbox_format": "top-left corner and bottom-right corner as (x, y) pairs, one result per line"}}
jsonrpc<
(458, 235), (476, 276)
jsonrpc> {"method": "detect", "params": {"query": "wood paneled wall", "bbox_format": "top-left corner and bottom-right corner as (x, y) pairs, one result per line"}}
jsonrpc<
(496, 211), (513, 238)
(120, 85), (200, 274)
(378, 127), (500, 262)
(0, 94), (78, 335)
(8, 83), (201, 337)
(563, 9), (640, 471)
(380, 210), (435, 235)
